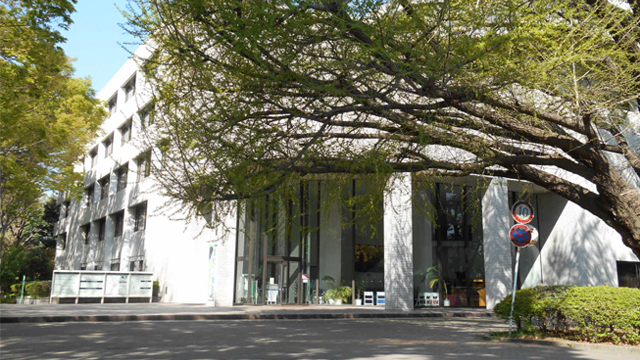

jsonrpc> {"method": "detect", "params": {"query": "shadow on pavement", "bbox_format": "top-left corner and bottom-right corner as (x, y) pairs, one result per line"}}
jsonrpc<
(2, 317), (633, 360)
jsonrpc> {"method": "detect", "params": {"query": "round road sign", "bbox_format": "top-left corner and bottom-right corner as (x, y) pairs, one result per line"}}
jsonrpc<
(510, 224), (532, 248)
(512, 201), (534, 224)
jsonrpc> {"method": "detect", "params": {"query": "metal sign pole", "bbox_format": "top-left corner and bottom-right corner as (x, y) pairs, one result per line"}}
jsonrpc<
(509, 248), (521, 335)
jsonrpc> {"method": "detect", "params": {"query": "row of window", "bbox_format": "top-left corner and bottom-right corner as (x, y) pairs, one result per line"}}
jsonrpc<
(88, 102), (154, 169)
(58, 202), (147, 250)
(85, 154), (151, 206)
(80, 259), (144, 272)
(108, 75), (137, 116)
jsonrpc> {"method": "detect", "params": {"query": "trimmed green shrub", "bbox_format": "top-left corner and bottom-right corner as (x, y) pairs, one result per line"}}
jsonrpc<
(23, 281), (51, 298)
(495, 285), (640, 345)
(10, 283), (23, 295)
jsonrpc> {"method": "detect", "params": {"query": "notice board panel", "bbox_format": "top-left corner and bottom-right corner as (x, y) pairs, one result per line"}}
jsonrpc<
(52, 273), (80, 297)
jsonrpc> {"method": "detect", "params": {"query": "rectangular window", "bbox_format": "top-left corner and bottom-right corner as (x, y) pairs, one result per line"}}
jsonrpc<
(80, 223), (91, 245)
(116, 164), (128, 192)
(90, 147), (98, 168)
(119, 119), (132, 146)
(58, 233), (67, 250)
(124, 75), (136, 102)
(99, 175), (110, 200)
(110, 261), (120, 271)
(86, 185), (94, 206)
(112, 211), (124, 237)
(134, 202), (147, 232)
(94, 263), (103, 271)
(136, 153), (151, 182)
(103, 133), (114, 158)
(61, 200), (70, 219)
(97, 218), (106, 242)
(80, 263), (87, 271)
(139, 102), (154, 127)
(617, 261), (640, 288)
(108, 94), (117, 115)
(129, 260), (144, 272)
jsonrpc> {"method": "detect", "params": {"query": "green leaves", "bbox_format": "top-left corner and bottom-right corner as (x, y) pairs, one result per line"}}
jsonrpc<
(1, 0), (105, 248)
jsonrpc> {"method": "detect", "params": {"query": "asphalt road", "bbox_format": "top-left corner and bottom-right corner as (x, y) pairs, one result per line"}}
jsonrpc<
(1, 317), (638, 360)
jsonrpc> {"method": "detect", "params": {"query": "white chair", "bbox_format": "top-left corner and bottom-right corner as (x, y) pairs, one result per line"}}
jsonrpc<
(363, 291), (374, 306)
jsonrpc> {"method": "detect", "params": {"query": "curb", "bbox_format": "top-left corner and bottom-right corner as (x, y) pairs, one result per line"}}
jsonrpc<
(1, 310), (493, 324)
(487, 337), (640, 352)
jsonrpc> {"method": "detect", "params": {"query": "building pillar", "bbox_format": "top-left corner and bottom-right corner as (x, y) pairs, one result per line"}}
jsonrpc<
(482, 178), (512, 309)
(212, 201), (238, 306)
(383, 173), (414, 310)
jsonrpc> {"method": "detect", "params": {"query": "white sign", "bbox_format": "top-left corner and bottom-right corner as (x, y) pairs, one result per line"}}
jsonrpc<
(105, 274), (129, 296)
(79, 273), (104, 296)
(129, 274), (153, 297)
(52, 273), (80, 297)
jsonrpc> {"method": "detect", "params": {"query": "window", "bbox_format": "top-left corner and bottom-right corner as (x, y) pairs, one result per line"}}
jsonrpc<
(139, 102), (154, 127)
(61, 200), (70, 219)
(97, 218), (106, 242)
(133, 202), (147, 232)
(94, 263), (103, 271)
(80, 263), (87, 271)
(112, 211), (124, 237)
(89, 147), (98, 168)
(119, 119), (132, 146)
(99, 175), (110, 200)
(617, 261), (640, 288)
(116, 164), (128, 192)
(80, 223), (91, 245)
(108, 94), (117, 115)
(129, 259), (144, 272)
(123, 75), (136, 102)
(58, 233), (67, 250)
(103, 133), (114, 158)
(136, 153), (151, 182)
(85, 185), (94, 206)
(110, 261), (120, 271)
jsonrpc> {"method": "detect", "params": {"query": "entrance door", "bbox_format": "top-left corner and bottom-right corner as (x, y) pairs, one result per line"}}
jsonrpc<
(263, 258), (303, 305)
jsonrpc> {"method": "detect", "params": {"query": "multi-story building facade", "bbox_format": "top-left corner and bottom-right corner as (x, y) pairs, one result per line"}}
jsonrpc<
(54, 46), (640, 308)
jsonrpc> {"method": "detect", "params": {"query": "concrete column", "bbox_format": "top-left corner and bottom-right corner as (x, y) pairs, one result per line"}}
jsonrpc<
(383, 173), (414, 310)
(482, 178), (512, 309)
(213, 201), (238, 306)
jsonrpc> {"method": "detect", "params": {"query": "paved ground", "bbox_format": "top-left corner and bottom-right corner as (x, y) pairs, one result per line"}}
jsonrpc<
(2, 317), (639, 360)
(0, 304), (492, 323)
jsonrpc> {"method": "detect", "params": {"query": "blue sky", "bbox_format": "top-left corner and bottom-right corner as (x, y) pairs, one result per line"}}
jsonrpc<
(61, 0), (138, 92)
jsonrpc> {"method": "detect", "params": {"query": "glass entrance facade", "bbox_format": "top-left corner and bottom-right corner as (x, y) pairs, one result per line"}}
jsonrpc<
(414, 183), (485, 307)
(234, 179), (485, 307)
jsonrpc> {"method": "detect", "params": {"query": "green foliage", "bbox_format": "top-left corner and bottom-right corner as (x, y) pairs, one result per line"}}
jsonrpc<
(24, 281), (51, 297)
(494, 286), (640, 345)
(322, 276), (353, 303)
(0, 244), (55, 293)
(124, 0), (640, 257)
(0, 0), (105, 248)
(10, 283), (22, 294)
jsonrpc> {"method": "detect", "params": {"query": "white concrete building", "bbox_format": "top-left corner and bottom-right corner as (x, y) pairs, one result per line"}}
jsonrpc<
(54, 47), (640, 309)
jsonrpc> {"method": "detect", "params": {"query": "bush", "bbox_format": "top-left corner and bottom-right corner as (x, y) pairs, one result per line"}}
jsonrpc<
(23, 281), (51, 298)
(495, 285), (640, 345)
(10, 283), (23, 295)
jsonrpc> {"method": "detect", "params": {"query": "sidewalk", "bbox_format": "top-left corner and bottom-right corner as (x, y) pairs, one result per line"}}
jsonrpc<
(0, 303), (493, 323)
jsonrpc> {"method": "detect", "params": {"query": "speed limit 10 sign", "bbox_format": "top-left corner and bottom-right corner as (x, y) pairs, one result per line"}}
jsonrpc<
(512, 201), (534, 224)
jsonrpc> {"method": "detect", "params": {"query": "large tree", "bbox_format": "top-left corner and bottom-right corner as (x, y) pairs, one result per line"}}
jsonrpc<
(0, 0), (105, 248)
(125, 0), (640, 256)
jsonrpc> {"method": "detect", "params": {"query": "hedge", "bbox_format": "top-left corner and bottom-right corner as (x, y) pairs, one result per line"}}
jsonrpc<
(494, 285), (640, 345)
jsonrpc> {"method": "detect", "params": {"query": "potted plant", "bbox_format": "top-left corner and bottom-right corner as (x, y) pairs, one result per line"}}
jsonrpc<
(424, 266), (449, 306)
(322, 276), (353, 305)
(355, 279), (367, 305)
